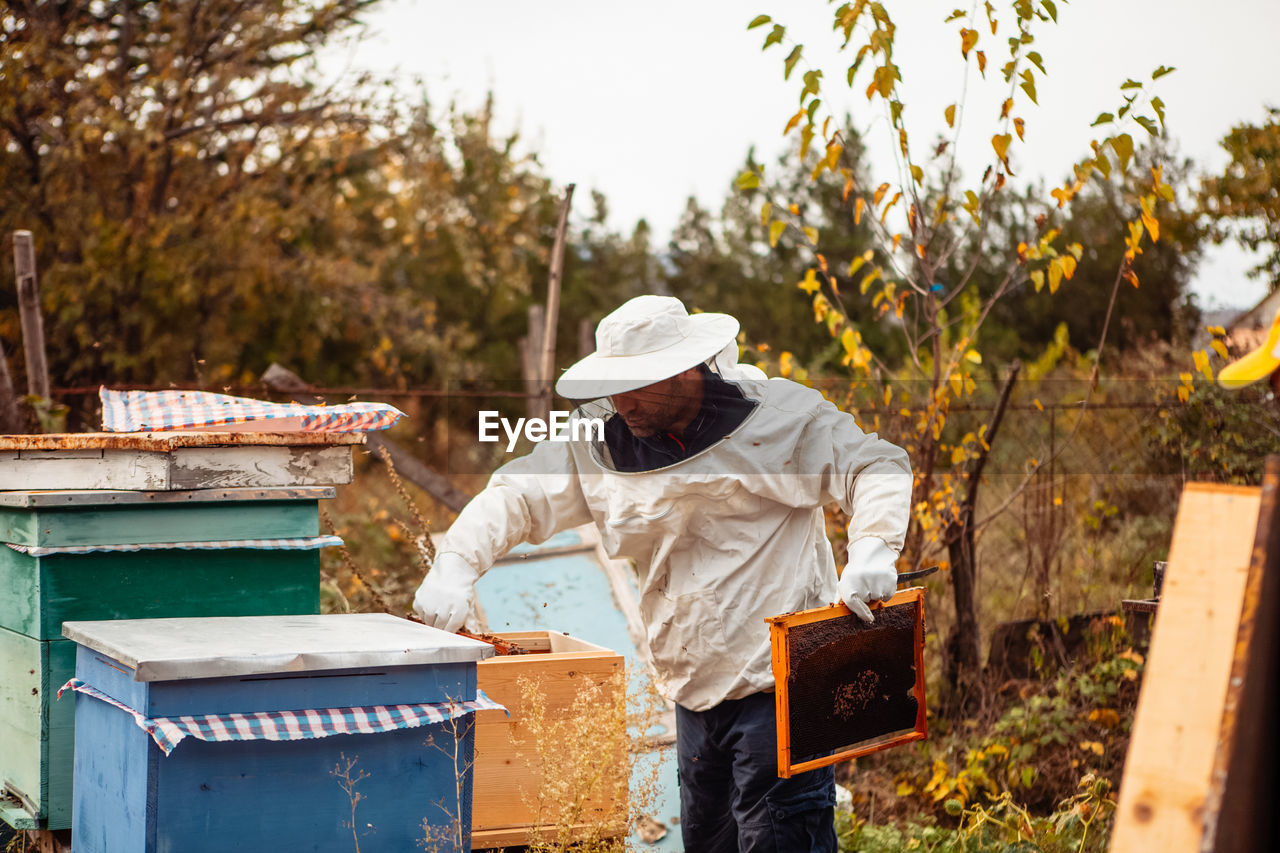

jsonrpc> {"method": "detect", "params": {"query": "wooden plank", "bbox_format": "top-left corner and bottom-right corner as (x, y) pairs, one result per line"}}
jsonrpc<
(0, 627), (44, 825)
(0, 487), (334, 508)
(1111, 483), (1261, 853)
(0, 432), (364, 451)
(169, 445), (352, 488)
(0, 444), (353, 490)
(0, 451), (170, 491)
(1206, 458), (1280, 853)
(471, 632), (626, 846)
(0, 548), (321, 640)
(0, 500), (320, 547)
(44, 640), (74, 828)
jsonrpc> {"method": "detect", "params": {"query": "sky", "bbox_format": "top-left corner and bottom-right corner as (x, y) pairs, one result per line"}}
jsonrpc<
(324, 0), (1280, 311)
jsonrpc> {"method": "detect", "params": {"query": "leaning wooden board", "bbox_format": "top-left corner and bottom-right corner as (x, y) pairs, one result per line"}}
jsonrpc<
(0, 433), (362, 491)
(1110, 483), (1261, 853)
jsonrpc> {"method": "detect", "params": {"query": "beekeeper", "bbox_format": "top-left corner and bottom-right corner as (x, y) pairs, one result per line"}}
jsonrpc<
(414, 294), (912, 852)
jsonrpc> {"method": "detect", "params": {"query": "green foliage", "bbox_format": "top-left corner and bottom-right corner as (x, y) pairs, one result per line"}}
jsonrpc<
(838, 774), (1116, 853)
(0, 0), (395, 386)
(1200, 107), (1280, 289)
(1147, 377), (1280, 484)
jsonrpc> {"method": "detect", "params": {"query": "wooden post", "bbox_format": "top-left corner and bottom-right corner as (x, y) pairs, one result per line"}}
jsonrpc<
(12, 231), (50, 400)
(538, 185), (575, 420)
(0, 338), (22, 432)
(521, 303), (545, 420)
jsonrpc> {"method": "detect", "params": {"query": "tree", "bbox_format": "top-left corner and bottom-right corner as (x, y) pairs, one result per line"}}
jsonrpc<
(1200, 108), (1280, 291)
(986, 142), (1203, 360)
(740, 1), (1176, 700)
(0, 0), (400, 388)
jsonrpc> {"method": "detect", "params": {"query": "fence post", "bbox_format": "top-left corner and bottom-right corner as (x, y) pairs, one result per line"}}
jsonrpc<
(0, 338), (22, 432)
(12, 230), (50, 399)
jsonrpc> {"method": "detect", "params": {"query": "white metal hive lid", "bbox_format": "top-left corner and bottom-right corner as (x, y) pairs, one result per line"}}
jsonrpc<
(62, 613), (495, 681)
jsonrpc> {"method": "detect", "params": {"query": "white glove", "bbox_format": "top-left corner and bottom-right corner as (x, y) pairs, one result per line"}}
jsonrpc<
(839, 537), (900, 624)
(413, 552), (480, 633)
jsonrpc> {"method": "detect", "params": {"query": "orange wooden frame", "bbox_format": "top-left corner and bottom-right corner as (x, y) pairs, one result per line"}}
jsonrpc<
(765, 588), (928, 778)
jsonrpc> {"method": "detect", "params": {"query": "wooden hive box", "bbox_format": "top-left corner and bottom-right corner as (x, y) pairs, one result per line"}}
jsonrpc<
(471, 631), (627, 850)
(0, 432), (360, 492)
(62, 614), (494, 853)
(0, 487), (333, 832)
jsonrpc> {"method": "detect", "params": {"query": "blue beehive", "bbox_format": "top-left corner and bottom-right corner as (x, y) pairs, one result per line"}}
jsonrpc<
(61, 614), (496, 852)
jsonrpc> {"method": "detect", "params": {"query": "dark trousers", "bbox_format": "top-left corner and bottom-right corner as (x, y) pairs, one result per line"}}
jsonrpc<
(676, 691), (837, 853)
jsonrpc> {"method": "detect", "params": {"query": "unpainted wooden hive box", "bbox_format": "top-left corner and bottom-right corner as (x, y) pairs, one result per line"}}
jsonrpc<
(470, 630), (627, 849)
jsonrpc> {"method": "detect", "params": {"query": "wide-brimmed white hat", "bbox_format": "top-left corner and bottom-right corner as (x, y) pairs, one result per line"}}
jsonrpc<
(555, 295), (739, 399)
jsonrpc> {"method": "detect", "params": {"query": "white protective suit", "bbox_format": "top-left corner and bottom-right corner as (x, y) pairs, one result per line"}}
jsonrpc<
(437, 373), (912, 712)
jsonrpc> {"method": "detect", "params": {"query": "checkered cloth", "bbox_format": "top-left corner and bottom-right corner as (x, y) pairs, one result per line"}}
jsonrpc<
(100, 388), (404, 433)
(7, 536), (344, 558)
(58, 678), (507, 756)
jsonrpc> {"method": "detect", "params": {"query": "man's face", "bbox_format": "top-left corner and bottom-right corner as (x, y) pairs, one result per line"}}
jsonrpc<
(610, 368), (702, 438)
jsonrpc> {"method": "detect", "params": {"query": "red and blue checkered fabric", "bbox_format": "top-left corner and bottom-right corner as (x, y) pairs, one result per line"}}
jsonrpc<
(100, 388), (404, 433)
(58, 678), (507, 756)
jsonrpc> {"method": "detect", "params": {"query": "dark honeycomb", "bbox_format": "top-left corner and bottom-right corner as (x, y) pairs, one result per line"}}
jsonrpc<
(785, 600), (919, 764)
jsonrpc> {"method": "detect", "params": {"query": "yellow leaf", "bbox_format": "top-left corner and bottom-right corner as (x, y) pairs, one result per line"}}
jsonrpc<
(945, 103), (957, 128)
(826, 143), (843, 170)
(1140, 195), (1160, 242)
(840, 327), (859, 356)
(1061, 254), (1077, 280)
(798, 268), (821, 294)
(992, 133), (1011, 169)
(784, 108), (805, 135)
(803, 225), (820, 245)
(859, 267), (880, 294)
(769, 220), (786, 247)
(1193, 349), (1213, 382)
(848, 249), (872, 276)
(760, 201), (772, 227)
(1013, 117), (1025, 141)
(873, 182), (890, 206)
(1033, 398), (1044, 411)
(960, 27), (978, 57)
(964, 349), (982, 364)
(855, 197), (866, 225)
(1211, 339), (1229, 360)
(780, 351), (794, 377)
(884, 385), (893, 407)
(1030, 269), (1045, 291)
(1048, 258), (1063, 293)
(976, 50), (986, 73)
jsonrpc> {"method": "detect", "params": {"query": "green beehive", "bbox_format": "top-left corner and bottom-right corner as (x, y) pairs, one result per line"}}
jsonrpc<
(0, 486), (338, 831)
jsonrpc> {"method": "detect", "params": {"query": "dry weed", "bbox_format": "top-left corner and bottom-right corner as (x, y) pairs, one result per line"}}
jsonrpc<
(513, 672), (665, 852)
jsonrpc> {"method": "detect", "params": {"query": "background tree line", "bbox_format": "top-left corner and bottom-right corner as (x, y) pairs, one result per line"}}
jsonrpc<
(0, 0), (1277, 437)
